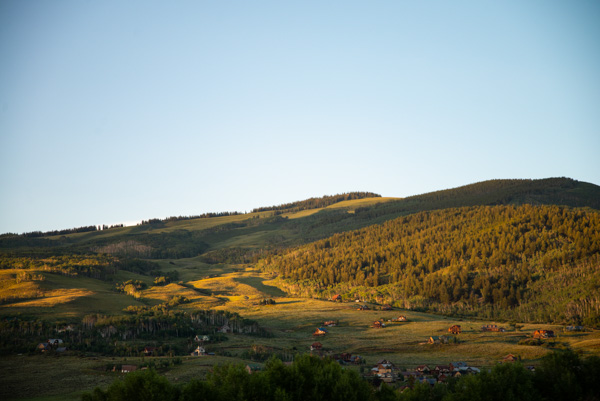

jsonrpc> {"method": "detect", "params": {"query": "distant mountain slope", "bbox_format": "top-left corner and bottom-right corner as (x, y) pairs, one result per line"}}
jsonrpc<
(278, 177), (600, 246)
(261, 204), (600, 325)
(1, 177), (599, 327)
(355, 177), (600, 222)
(1, 177), (598, 261)
(403, 177), (600, 209)
(0, 178), (600, 262)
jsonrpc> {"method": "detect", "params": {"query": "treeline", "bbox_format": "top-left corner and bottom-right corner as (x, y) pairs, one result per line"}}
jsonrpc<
(252, 192), (382, 214)
(0, 254), (119, 280)
(81, 351), (600, 401)
(200, 247), (270, 265)
(287, 178), (600, 243)
(140, 211), (244, 225)
(1, 223), (126, 238)
(261, 205), (600, 325)
(400, 177), (600, 210)
(0, 307), (269, 356)
(0, 254), (158, 278)
(17, 225), (98, 238)
(94, 232), (210, 259)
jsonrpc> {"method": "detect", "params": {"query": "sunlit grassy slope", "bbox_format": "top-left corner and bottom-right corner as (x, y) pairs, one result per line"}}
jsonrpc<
(0, 269), (153, 318)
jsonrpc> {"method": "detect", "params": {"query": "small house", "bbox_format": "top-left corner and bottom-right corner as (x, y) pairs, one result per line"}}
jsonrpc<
(313, 327), (328, 336)
(121, 365), (138, 373)
(502, 354), (518, 363)
(434, 365), (451, 374)
(533, 330), (555, 339)
(372, 321), (385, 328)
(357, 304), (370, 310)
(37, 343), (49, 352)
(566, 326), (584, 331)
(428, 335), (449, 344)
(143, 346), (156, 356)
(310, 342), (322, 351)
(396, 316), (408, 322)
(382, 304), (392, 311)
(218, 324), (231, 334)
(371, 360), (398, 383)
(481, 324), (505, 332)
(448, 325), (461, 334)
(450, 362), (467, 371)
(331, 294), (342, 302)
(416, 365), (430, 374)
(194, 334), (210, 342)
(190, 346), (207, 356)
(323, 320), (337, 327)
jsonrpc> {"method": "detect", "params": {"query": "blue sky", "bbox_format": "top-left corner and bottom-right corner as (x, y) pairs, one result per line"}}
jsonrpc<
(1, 0), (599, 234)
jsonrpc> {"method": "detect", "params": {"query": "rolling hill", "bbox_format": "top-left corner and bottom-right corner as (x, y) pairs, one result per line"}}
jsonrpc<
(1, 177), (600, 399)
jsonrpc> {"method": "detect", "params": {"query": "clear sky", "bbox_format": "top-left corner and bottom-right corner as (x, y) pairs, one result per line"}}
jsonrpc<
(1, 0), (599, 234)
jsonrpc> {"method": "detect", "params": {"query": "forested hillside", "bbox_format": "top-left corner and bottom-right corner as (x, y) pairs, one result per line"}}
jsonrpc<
(1, 178), (598, 262)
(260, 204), (600, 325)
(1, 178), (599, 326)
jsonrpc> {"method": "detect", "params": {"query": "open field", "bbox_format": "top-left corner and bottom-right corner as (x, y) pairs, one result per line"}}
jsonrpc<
(47, 197), (401, 246)
(1, 258), (600, 400)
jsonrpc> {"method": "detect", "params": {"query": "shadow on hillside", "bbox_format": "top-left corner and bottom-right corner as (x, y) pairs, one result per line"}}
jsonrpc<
(234, 277), (287, 297)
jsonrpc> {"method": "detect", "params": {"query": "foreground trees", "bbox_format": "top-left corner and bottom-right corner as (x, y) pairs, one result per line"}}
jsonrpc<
(82, 351), (600, 401)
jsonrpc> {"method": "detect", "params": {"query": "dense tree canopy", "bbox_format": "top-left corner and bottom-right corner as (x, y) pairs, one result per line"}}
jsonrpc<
(261, 205), (600, 324)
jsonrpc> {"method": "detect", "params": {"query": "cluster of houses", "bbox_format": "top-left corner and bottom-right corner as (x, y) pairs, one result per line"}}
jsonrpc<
(190, 334), (215, 356)
(369, 359), (482, 386)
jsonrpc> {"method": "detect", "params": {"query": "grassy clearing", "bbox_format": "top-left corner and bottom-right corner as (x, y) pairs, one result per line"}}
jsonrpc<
(323, 197), (401, 211)
(45, 197), (402, 246)
(0, 271), (150, 319)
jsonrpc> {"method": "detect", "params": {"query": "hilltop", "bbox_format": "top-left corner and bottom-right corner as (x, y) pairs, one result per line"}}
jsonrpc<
(1, 177), (600, 399)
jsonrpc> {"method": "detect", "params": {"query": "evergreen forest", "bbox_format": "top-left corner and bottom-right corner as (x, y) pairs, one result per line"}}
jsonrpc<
(261, 204), (600, 325)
